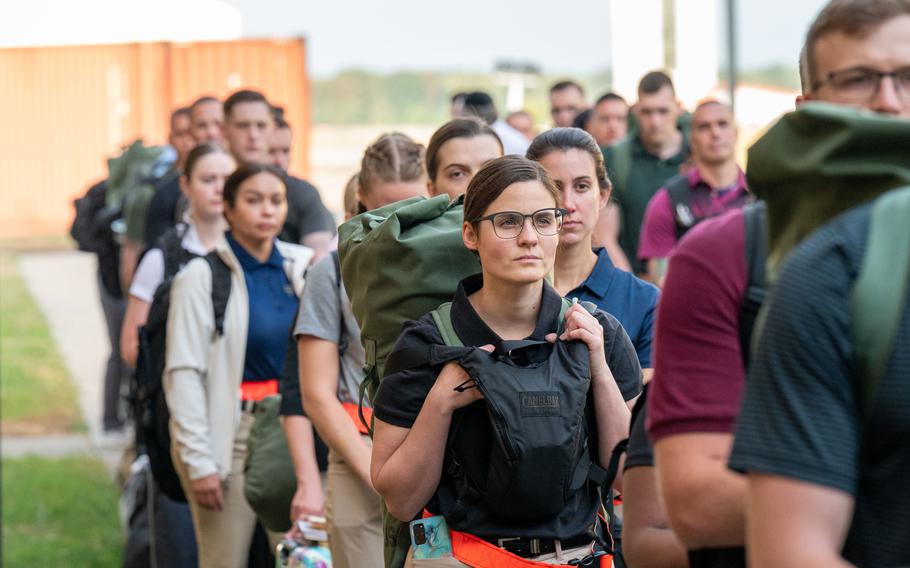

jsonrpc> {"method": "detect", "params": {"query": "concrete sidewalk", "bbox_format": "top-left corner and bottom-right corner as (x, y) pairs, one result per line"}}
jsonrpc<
(14, 250), (128, 473)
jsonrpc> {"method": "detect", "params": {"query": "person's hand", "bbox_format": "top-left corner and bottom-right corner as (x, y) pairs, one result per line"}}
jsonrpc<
(290, 478), (325, 522)
(191, 474), (224, 511)
(428, 345), (494, 414)
(547, 304), (609, 377)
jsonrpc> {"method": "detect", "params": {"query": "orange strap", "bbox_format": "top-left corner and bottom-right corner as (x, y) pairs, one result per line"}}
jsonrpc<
(422, 511), (611, 568)
(240, 379), (279, 401)
(342, 402), (372, 435)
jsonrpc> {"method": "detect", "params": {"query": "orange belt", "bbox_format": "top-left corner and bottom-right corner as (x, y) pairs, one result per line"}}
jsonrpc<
(240, 379), (279, 402)
(342, 402), (373, 435)
(422, 511), (612, 568)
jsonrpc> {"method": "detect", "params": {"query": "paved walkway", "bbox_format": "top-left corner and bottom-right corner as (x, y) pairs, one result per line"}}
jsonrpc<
(6, 250), (128, 474)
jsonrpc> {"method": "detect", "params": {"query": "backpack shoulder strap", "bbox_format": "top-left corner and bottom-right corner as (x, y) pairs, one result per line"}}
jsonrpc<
(665, 175), (695, 237)
(609, 138), (633, 194)
(739, 202), (769, 365)
(159, 224), (189, 279)
(851, 186), (910, 413)
(331, 250), (341, 290)
(665, 174), (692, 210)
(431, 302), (463, 347)
(204, 252), (232, 337)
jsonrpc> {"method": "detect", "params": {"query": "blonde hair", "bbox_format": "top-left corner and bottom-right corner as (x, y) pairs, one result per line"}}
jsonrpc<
(343, 172), (362, 218)
(357, 133), (427, 197)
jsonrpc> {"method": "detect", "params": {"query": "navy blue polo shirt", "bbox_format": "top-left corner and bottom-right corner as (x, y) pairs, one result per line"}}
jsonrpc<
(226, 233), (299, 382)
(567, 248), (659, 367)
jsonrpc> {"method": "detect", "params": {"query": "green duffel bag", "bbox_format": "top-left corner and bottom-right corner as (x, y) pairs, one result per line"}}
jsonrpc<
(745, 101), (910, 276)
(244, 394), (296, 533)
(337, 194), (480, 568)
(746, 102), (910, 393)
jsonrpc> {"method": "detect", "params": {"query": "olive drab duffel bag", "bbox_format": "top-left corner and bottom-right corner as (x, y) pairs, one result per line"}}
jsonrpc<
(744, 101), (910, 276)
(337, 194), (480, 568)
(746, 102), (910, 408)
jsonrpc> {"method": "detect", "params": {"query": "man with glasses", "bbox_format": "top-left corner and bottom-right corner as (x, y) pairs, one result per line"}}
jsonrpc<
(728, 1), (910, 566)
(649, 2), (910, 567)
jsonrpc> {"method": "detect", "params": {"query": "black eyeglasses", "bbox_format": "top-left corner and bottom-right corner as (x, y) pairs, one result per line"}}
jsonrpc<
(811, 67), (910, 102)
(472, 208), (567, 239)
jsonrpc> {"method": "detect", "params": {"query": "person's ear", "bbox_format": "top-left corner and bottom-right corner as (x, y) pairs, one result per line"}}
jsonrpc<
(463, 221), (479, 252)
(427, 179), (438, 197)
(356, 188), (370, 212)
(599, 187), (611, 209)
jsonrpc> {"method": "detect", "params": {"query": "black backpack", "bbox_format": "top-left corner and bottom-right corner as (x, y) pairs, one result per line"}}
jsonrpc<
(70, 179), (124, 298)
(133, 229), (232, 502)
(389, 298), (609, 523)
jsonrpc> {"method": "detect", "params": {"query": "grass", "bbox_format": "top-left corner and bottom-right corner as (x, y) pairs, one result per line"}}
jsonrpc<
(1, 252), (83, 434)
(2, 455), (123, 566)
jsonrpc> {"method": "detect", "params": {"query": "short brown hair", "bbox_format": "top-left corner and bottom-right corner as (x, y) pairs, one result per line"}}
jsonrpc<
(463, 155), (558, 226)
(638, 71), (675, 96)
(805, 0), (910, 87)
(357, 133), (427, 197)
(223, 89), (270, 120)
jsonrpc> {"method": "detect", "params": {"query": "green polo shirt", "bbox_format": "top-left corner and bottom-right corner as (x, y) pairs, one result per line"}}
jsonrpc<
(603, 133), (689, 274)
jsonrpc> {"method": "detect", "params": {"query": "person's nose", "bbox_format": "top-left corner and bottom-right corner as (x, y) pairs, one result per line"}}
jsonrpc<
(561, 190), (577, 213)
(870, 74), (904, 116)
(517, 216), (539, 245)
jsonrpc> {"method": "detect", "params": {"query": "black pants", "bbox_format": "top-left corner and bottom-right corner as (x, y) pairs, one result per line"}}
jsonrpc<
(98, 271), (128, 431)
(688, 547), (747, 568)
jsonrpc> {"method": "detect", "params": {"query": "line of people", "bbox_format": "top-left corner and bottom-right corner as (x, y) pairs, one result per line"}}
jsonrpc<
(76, 1), (910, 566)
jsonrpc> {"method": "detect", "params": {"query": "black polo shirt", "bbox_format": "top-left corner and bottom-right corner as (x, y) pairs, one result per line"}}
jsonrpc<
(374, 273), (642, 540)
(729, 203), (910, 566)
(280, 175), (337, 244)
(623, 385), (653, 471)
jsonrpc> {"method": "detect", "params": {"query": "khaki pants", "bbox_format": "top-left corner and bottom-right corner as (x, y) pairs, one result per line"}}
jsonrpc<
(174, 411), (258, 568)
(326, 435), (384, 568)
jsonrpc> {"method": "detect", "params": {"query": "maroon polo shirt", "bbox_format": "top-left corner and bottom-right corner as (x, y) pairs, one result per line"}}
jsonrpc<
(638, 167), (749, 261)
(647, 208), (748, 440)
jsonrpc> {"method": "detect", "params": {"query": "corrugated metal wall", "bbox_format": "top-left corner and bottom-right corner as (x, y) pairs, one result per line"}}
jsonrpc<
(0, 39), (310, 239)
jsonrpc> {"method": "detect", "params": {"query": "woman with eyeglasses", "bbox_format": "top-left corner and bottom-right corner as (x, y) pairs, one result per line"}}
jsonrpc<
(370, 155), (642, 567)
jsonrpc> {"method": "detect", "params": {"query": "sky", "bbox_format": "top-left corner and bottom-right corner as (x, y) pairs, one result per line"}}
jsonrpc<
(232, 0), (829, 77)
(2, 0), (828, 77)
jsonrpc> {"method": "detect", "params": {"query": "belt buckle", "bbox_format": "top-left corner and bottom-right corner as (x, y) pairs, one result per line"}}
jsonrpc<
(496, 537), (521, 549)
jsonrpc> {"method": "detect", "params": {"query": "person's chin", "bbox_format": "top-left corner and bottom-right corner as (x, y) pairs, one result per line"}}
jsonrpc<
(558, 230), (585, 247)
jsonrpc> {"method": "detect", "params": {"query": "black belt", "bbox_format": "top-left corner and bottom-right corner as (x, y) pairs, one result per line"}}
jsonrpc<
(483, 532), (593, 559)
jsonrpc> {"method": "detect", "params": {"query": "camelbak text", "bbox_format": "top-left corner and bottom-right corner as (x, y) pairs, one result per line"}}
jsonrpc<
(520, 391), (561, 417)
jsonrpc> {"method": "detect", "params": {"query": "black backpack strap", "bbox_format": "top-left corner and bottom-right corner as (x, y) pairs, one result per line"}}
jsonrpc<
(158, 224), (190, 279)
(665, 175), (696, 240)
(738, 202), (768, 366)
(204, 252), (232, 337)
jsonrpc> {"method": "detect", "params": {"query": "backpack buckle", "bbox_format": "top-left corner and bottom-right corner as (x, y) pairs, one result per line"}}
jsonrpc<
(496, 536), (521, 548)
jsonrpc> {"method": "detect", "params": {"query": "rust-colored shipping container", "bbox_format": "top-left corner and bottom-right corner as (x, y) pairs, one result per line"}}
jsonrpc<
(0, 38), (311, 239)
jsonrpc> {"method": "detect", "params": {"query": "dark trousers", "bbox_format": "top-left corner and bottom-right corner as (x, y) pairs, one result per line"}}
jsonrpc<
(152, 486), (198, 567)
(98, 272), (127, 430)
